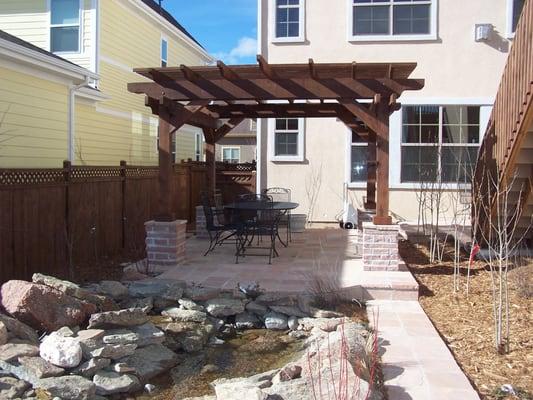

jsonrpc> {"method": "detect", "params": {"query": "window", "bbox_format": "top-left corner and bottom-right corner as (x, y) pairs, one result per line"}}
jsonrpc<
(273, 0), (304, 42)
(509, 0), (526, 35)
(269, 118), (304, 161)
(50, 0), (81, 53)
(401, 105), (480, 183)
(222, 147), (240, 164)
(351, 131), (368, 182)
(350, 0), (435, 40)
(161, 38), (168, 67)
(194, 132), (202, 161)
(171, 132), (176, 163)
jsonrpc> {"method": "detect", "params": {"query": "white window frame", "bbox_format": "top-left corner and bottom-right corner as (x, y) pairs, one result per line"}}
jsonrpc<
(399, 105), (481, 184)
(221, 146), (241, 163)
(506, 0), (525, 38)
(161, 36), (168, 67)
(349, 134), (369, 185)
(347, 0), (438, 42)
(48, 0), (83, 54)
(270, 0), (306, 43)
(268, 117), (304, 162)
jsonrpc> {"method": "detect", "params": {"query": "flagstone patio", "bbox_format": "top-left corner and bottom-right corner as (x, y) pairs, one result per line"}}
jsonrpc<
(156, 227), (418, 301)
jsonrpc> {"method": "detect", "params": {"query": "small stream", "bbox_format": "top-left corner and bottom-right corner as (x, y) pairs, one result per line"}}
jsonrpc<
(137, 329), (306, 399)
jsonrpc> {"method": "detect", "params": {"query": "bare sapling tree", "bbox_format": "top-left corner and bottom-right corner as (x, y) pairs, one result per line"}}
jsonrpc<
(306, 162), (323, 227)
(477, 166), (532, 354)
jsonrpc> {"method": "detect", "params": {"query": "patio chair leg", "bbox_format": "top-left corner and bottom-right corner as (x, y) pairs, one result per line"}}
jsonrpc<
(204, 231), (221, 256)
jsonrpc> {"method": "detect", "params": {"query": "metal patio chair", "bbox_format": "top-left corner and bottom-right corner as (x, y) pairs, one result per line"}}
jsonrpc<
(264, 187), (292, 245)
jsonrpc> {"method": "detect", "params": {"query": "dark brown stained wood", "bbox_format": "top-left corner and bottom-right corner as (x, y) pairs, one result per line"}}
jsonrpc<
(309, 58), (317, 79)
(146, 97), (219, 129)
(217, 60), (240, 80)
(365, 130), (377, 210)
(257, 55), (277, 79)
(156, 106), (175, 221)
(373, 101), (392, 225)
(203, 128), (216, 194)
(340, 99), (388, 137)
(214, 117), (246, 142)
(207, 103), (357, 119)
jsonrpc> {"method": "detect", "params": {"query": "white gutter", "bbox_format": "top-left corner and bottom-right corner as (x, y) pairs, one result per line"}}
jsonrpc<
(68, 78), (90, 162)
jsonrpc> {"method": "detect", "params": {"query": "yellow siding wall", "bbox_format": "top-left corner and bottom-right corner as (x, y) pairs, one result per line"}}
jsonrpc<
(0, 66), (68, 168)
(0, 0), (94, 71)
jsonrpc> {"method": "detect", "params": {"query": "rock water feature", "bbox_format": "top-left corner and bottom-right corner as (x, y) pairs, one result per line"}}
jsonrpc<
(0, 274), (381, 400)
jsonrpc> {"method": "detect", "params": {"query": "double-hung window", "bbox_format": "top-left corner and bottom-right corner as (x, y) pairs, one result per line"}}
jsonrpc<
(270, 118), (304, 162)
(401, 105), (480, 183)
(273, 0), (304, 42)
(161, 38), (168, 67)
(222, 147), (241, 164)
(50, 0), (81, 53)
(350, 131), (368, 182)
(350, 0), (435, 40)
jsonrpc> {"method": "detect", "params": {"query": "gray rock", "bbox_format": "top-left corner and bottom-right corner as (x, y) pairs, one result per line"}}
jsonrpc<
(120, 344), (178, 382)
(93, 371), (140, 395)
(269, 305), (308, 318)
(297, 317), (348, 332)
(205, 298), (246, 318)
(113, 362), (136, 373)
(178, 298), (205, 311)
(72, 358), (111, 378)
(288, 331), (309, 340)
(88, 308), (148, 329)
(0, 314), (39, 344)
(119, 297), (153, 313)
(130, 323), (165, 347)
(75, 329), (106, 356)
(18, 356), (64, 380)
(160, 322), (210, 353)
(245, 301), (269, 316)
(0, 322), (7, 346)
(97, 281), (129, 300)
(309, 307), (344, 318)
(127, 280), (185, 299)
(89, 343), (137, 360)
(55, 326), (76, 337)
(263, 377), (311, 400)
(212, 376), (270, 400)
(0, 377), (29, 399)
(183, 286), (220, 302)
(102, 330), (138, 345)
(235, 312), (262, 330)
(0, 343), (39, 362)
(144, 383), (156, 393)
(255, 292), (296, 306)
(277, 364), (302, 382)
(35, 375), (96, 400)
(288, 316), (299, 330)
(40, 332), (82, 368)
(160, 283), (184, 301)
(200, 364), (219, 374)
(264, 312), (288, 330)
(161, 307), (207, 323)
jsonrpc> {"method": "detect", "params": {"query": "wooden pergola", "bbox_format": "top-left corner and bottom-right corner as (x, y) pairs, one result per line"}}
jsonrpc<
(128, 56), (424, 225)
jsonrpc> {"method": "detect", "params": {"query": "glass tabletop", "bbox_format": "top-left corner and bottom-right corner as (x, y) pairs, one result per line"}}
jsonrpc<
(224, 201), (299, 211)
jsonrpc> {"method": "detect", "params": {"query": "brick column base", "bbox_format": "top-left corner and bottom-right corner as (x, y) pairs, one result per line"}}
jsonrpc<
(362, 222), (400, 271)
(145, 220), (186, 267)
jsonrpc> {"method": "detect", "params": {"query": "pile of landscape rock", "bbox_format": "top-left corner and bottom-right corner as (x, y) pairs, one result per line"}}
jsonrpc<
(0, 273), (379, 399)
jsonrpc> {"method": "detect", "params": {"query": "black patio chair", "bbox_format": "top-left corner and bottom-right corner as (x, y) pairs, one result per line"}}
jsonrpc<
(263, 187), (292, 245)
(201, 192), (241, 256)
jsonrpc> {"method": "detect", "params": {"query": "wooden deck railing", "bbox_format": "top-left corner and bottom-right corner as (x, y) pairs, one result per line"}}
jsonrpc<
(473, 0), (533, 237)
(475, 0), (533, 179)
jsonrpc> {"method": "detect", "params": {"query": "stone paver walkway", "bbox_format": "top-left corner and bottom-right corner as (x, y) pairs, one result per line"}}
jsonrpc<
(156, 228), (418, 301)
(367, 300), (480, 400)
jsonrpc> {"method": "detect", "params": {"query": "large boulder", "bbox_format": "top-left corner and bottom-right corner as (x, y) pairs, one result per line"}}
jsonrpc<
(120, 344), (178, 382)
(0, 280), (95, 331)
(35, 375), (96, 400)
(264, 312), (288, 330)
(205, 298), (246, 318)
(40, 331), (82, 368)
(87, 308), (149, 329)
(0, 314), (39, 344)
(235, 312), (262, 330)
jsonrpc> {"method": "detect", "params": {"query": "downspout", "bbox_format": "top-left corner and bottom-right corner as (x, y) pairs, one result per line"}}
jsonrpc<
(68, 77), (90, 162)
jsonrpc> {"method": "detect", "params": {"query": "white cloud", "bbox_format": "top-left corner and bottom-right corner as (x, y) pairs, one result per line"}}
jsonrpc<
(213, 36), (258, 64)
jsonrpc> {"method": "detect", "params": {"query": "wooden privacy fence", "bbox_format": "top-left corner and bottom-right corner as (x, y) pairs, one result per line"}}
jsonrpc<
(0, 160), (255, 283)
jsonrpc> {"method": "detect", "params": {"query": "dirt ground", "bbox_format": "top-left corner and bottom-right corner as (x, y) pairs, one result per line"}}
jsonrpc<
(399, 239), (532, 400)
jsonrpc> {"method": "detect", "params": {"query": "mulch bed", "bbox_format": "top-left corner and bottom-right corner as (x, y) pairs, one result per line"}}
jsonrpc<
(399, 239), (532, 400)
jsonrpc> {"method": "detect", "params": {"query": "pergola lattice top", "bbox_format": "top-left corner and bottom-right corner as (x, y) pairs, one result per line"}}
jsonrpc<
(127, 57), (424, 224)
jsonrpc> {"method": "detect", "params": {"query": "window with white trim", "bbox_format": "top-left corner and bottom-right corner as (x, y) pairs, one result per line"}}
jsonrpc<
(161, 38), (168, 67)
(511, 0), (526, 33)
(222, 147), (241, 164)
(50, 0), (81, 53)
(274, 0), (304, 41)
(350, 131), (368, 182)
(350, 0), (434, 40)
(401, 105), (480, 183)
(269, 118), (304, 162)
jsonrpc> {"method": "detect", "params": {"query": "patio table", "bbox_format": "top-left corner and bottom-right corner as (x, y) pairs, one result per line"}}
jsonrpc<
(225, 201), (299, 263)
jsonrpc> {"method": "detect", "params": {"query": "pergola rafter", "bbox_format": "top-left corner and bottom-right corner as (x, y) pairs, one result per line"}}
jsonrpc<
(128, 57), (424, 224)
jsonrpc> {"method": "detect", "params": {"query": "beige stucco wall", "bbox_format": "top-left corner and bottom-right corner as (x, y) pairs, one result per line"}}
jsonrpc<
(258, 0), (512, 223)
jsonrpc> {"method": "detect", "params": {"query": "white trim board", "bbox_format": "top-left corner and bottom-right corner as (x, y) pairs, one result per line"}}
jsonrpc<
(269, 0), (306, 44)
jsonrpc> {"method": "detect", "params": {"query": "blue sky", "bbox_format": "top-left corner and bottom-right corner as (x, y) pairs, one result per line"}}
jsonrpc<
(165, 0), (258, 64)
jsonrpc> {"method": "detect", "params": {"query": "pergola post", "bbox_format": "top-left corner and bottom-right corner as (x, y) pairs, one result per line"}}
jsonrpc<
(202, 128), (216, 194)
(156, 106), (175, 221)
(365, 130), (377, 210)
(373, 101), (392, 225)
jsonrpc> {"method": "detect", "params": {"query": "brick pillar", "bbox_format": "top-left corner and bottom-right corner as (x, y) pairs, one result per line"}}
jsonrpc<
(195, 205), (209, 239)
(145, 220), (186, 267)
(362, 222), (399, 271)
